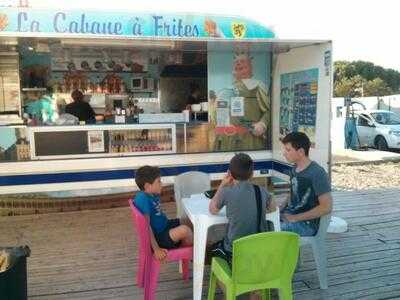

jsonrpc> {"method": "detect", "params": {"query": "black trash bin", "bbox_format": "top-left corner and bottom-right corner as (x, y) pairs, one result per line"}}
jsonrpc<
(0, 246), (30, 300)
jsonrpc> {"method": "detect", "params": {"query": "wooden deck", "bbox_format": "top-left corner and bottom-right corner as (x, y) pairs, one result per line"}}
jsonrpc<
(1, 189), (400, 299)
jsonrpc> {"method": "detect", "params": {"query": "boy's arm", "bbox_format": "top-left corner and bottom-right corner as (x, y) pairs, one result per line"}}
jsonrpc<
(209, 184), (224, 215)
(144, 215), (168, 261)
(209, 173), (232, 215)
(283, 192), (332, 222)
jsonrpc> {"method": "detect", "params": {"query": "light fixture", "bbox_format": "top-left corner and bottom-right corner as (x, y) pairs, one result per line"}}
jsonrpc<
(61, 38), (176, 49)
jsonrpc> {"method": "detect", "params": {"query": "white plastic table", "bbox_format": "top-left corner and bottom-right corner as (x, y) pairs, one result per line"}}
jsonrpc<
(182, 193), (280, 300)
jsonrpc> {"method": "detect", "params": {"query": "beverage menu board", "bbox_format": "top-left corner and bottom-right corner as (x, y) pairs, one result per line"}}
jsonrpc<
(279, 68), (319, 145)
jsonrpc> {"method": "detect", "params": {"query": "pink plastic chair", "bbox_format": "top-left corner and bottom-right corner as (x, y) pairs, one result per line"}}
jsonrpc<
(128, 199), (193, 300)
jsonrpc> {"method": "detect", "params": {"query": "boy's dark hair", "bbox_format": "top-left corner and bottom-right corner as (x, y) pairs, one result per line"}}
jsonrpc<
(229, 153), (253, 181)
(135, 166), (161, 190)
(281, 132), (311, 156)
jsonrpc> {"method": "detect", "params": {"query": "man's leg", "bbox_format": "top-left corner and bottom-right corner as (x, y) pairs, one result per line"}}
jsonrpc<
(281, 221), (316, 236)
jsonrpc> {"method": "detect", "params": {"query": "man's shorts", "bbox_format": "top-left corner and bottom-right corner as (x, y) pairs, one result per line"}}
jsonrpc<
(209, 239), (232, 266)
(281, 220), (317, 236)
(155, 218), (181, 249)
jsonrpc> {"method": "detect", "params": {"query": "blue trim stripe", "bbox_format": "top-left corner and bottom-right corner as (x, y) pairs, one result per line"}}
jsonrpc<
(272, 160), (292, 176)
(0, 160), (290, 186)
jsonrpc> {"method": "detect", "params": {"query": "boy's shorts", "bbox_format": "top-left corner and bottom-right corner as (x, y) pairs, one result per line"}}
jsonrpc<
(209, 239), (232, 266)
(155, 218), (181, 249)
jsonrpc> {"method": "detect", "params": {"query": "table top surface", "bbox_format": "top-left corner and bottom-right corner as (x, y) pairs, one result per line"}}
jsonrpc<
(182, 193), (227, 224)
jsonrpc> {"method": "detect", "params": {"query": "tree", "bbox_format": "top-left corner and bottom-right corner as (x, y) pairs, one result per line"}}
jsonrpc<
(334, 61), (400, 97)
(334, 75), (365, 97)
(363, 78), (393, 96)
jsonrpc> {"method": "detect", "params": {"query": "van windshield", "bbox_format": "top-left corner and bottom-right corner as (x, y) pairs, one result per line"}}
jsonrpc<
(371, 112), (400, 125)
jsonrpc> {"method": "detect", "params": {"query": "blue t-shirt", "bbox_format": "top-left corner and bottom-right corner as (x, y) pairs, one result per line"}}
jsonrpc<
(133, 191), (168, 234)
(284, 161), (331, 232)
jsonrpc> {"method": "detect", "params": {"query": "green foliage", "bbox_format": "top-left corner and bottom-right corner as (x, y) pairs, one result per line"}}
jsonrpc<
(334, 61), (400, 97)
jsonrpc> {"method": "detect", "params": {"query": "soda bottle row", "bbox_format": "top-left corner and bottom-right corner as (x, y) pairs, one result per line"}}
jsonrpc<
(111, 129), (172, 143)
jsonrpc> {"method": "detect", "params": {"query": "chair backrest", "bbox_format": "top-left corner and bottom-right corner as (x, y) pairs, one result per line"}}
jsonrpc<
(232, 232), (299, 285)
(174, 171), (211, 200)
(174, 171), (210, 218)
(128, 199), (152, 258)
(316, 214), (331, 240)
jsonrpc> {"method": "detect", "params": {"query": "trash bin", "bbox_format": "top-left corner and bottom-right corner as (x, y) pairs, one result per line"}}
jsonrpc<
(0, 246), (30, 300)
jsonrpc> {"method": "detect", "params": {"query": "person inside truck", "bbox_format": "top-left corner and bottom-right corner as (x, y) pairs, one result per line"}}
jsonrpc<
(65, 90), (96, 124)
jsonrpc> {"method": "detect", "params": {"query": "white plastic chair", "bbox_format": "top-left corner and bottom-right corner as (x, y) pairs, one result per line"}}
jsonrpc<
(327, 216), (348, 233)
(300, 214), (331, 289)
(174, 171), (211, 274)
(174, 171), (211, 219)
(266, 208), (281, 232)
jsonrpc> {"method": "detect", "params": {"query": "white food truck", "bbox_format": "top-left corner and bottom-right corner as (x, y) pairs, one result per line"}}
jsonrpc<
(0, 7), (332, 195)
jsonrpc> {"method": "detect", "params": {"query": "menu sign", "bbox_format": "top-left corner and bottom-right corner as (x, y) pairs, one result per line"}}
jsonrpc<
(87, 130), (105, 153)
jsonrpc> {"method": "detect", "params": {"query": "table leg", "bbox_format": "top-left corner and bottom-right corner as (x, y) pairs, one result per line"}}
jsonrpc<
(192, 217), (208, 300)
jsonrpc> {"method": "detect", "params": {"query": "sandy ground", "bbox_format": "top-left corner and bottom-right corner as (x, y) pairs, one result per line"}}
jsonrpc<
(332, 161), (400, 191)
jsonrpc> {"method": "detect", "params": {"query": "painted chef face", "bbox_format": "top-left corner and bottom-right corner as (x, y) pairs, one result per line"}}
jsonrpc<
(233, 55), (253, 80)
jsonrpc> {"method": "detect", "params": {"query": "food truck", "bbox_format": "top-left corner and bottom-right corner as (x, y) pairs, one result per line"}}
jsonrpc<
(0, 7), (332, 196)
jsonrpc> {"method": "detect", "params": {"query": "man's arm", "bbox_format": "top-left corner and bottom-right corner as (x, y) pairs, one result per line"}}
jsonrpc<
(283, 192), (332, 222)
(144, 215), (168, 261)
(87, 104), (96, 121)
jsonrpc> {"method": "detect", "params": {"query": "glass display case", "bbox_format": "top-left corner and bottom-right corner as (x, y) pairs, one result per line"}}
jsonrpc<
(109, 128), (173, 154)
(28, 124), (176, 160)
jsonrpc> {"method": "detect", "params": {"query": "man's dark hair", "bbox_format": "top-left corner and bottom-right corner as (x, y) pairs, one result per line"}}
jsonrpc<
(71, 90), (84, 102)
(229, 153), (253, 181)
(135, 166), (161, 191)
(281, 132), (311, 156)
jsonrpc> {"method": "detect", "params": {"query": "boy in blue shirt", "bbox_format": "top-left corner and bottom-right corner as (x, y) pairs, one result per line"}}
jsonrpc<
(134, 165), (193, 261)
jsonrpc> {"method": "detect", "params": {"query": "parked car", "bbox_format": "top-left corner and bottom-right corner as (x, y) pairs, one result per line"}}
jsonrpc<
(355, 110), (400, 151)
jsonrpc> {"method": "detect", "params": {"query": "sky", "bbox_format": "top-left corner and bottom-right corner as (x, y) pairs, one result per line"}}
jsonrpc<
(4, 0), (400, 71)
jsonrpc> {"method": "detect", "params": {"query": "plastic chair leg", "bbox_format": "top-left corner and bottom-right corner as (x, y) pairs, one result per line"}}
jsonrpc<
(280, 285), (293, 300)
(261, 289), (271, 300)
(136, 258), (145, 287)
(226, 286), (235, 300)
(136, 247), (147, 288)
(207, 272), (217, 300)
(178, 260), (183, 274)
(297, 248), (304, 269)
(311, 240), (328, 289)
(182, 259), (190, 281)
(145, 259), (161, 300)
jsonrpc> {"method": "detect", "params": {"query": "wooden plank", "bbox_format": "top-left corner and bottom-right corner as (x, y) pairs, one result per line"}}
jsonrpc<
(1, 189), (400, 299)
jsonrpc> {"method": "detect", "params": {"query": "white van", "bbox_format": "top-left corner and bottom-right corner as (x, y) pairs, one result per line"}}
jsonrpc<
(356, 110), (400, 150)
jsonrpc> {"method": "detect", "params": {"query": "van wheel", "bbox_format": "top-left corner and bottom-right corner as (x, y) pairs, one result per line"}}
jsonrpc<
(376, 136), (389, 151)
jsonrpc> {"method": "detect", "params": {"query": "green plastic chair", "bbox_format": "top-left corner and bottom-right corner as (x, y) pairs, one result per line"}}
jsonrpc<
(207, 232), (300, 300)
